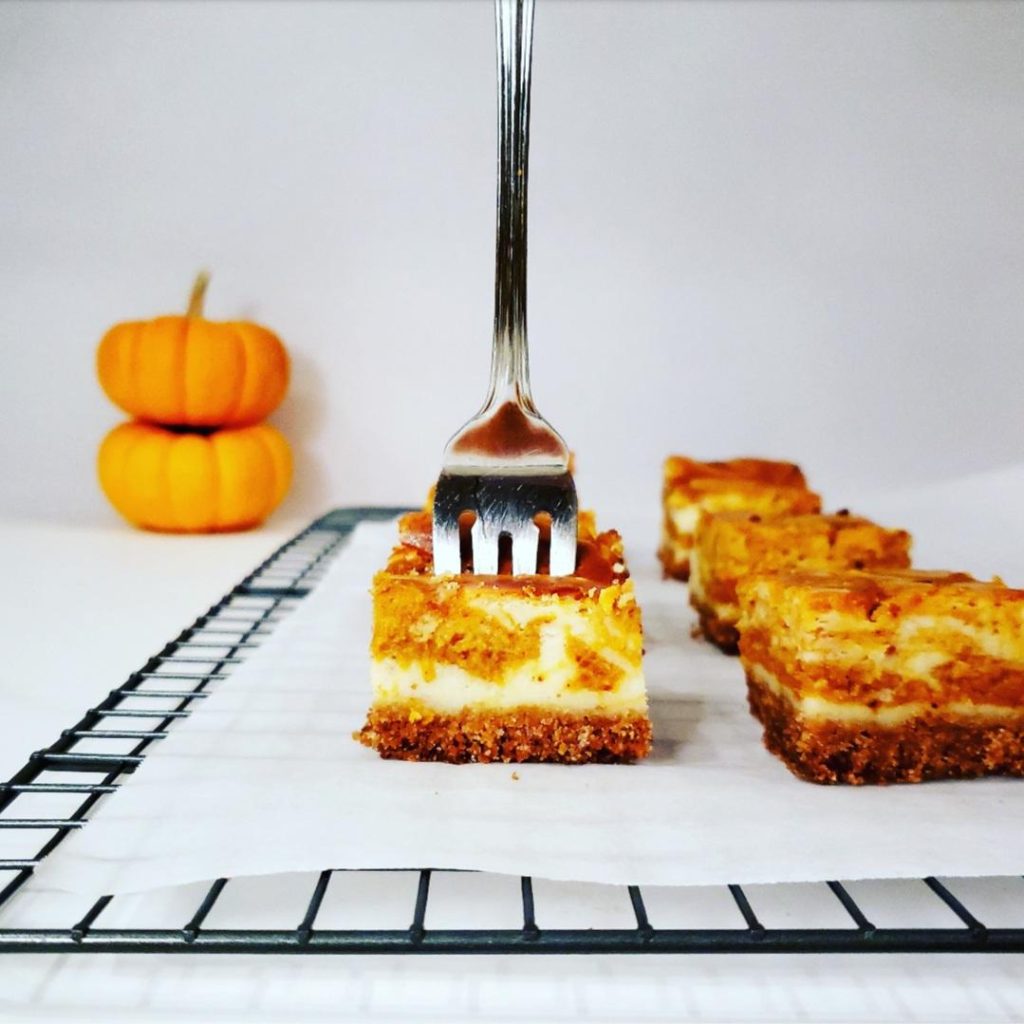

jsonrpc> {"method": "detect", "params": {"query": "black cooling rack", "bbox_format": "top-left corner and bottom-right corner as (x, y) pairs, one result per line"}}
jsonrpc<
(1, 507), (1022, 955)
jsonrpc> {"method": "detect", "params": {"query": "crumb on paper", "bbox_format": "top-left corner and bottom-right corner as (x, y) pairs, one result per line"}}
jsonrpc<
(511, 771), (520, 781)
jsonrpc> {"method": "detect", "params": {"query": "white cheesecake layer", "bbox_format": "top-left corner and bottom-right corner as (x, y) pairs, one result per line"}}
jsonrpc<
(371, 659), (647, 714)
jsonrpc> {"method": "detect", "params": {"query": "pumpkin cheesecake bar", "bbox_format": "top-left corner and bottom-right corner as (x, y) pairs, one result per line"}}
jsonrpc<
(737, 569), (1024, 784)
(658, 456), (820, 580)
(690, 510), (911, 653)
(357, 511), (651, 763)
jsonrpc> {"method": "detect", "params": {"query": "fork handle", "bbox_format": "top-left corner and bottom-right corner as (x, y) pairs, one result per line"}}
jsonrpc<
(487, 0), (536, 415)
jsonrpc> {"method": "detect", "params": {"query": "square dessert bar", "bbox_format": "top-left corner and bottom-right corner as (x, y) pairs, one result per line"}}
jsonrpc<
(691, 510), (911, 653)
(737, 569), (1024, 784)
(658, 456), (820, 580)
(357, 511), (651, 763)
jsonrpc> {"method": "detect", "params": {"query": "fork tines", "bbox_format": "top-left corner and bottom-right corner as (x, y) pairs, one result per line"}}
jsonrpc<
(432, 471), (578, 577)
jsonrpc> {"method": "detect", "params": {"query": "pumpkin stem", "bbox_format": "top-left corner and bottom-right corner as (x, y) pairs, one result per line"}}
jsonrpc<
(186, 270), (211, 318)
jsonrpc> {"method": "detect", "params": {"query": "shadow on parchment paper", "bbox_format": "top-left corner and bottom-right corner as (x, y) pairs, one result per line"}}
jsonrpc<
(645, 695), (704, 763)
(268, 350), (331, 521)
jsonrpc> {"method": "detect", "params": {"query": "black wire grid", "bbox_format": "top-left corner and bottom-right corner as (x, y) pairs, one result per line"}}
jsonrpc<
(1, 507), (1022, 955)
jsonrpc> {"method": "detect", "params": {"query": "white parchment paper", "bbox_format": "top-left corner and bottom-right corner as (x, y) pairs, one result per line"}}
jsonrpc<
(31, 467), (1024, 895)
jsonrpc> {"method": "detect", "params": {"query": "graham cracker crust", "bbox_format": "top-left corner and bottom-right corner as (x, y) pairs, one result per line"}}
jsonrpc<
(357, 706), (652, 764)
(746, 672), (1024, 785)
(693, 605), (739, 655)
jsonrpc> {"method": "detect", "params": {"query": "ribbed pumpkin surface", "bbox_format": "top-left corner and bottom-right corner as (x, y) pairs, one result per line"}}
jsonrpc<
(97, 316), (289, 428)
(98, 421), (293, 532)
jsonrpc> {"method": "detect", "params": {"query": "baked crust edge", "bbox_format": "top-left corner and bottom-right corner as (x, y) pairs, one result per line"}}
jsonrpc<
(746, 671), (1024, 785)
(357, 706), (653, 764)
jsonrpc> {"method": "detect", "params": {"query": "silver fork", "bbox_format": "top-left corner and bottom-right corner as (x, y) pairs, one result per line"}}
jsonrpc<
(432, 0), (578, 577)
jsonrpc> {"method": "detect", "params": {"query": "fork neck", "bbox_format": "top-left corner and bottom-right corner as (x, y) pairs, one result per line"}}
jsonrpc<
(485, 0), (536, 416)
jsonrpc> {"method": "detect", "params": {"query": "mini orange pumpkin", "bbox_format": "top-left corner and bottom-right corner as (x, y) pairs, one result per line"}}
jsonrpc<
(96, 272), (290, 428)
(98, 421), (293, 532)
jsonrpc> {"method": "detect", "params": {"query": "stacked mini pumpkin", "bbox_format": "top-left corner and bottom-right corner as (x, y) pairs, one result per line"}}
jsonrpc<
(96, 273), (293, 532)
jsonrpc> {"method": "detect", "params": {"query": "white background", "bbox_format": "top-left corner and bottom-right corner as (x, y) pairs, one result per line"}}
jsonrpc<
(2, 0), (1023, 530)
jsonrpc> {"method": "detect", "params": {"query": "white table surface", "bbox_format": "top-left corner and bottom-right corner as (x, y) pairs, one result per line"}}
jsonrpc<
(0, 514), (1022, 1024)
